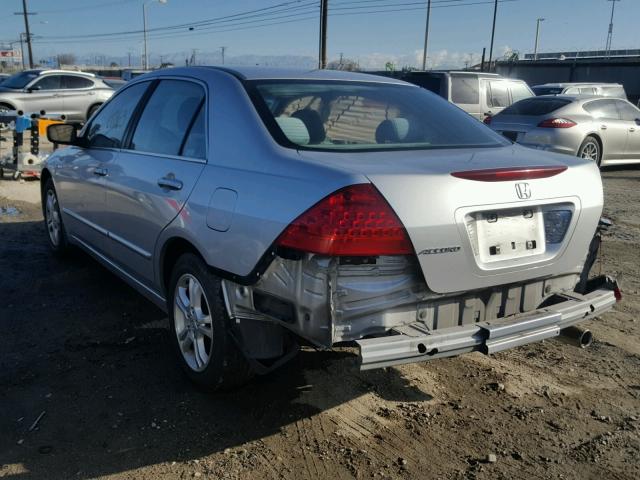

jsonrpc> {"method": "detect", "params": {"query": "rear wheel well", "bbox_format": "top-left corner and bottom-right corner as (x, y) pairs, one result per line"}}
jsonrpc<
(589, 134), (603, 154)
(161, 238), (203, 298)
(87, 103), (102, 120)
(0, 102), (15, 111)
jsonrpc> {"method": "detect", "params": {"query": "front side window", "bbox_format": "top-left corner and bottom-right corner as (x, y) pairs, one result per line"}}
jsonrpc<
(32, 75), (62, 90)
(130, 80), (205, 156)
(584, 99), (620, 120)
(487, 81), (510, 108)
(249, 80), (508, 151)
(615, 100), (640, 122)
(63, 76), (94, 89)
(450, 75), (479, 104)
(85, 82), (149, 148)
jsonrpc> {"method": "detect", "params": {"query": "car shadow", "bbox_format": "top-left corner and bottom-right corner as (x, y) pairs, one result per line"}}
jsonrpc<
(0, 219), (434, 479)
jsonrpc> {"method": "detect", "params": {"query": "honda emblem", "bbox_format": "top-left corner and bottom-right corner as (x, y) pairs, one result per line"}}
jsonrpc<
(515, 183), (531, 199)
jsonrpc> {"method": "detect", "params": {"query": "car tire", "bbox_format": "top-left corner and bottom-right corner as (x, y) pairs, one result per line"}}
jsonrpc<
(42, 178), (70, 255)
(168, 253), (254, 391)
(578, 136), (602, 166)
(87, 104), (101, 120)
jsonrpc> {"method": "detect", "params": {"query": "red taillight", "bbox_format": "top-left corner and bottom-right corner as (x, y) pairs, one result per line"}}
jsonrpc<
(276, 184), (413, 256)
(483, 115), (492, 125)
(537, 118), (577, 128)
(451, 165), (567, 182)
(614, 287), (622, 302)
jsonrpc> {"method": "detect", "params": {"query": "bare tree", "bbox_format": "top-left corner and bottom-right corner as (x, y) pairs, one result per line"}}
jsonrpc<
(56, 53), (77, 66)
(327, 57), (359, 71)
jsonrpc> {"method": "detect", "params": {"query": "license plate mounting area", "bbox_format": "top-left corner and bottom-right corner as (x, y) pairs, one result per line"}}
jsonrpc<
(472, 207), (546, 263)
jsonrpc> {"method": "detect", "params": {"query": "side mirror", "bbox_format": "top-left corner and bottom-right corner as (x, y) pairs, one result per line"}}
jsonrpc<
(47, 123), (81, 146)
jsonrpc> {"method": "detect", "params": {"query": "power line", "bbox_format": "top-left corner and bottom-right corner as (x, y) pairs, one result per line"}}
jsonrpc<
(35, 0), (520, 43)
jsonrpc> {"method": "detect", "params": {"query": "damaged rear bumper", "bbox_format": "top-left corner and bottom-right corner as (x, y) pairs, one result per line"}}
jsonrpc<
(356, 276), (619, 370)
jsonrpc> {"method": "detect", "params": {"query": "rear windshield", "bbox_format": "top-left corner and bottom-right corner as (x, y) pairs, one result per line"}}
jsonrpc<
(248, 80), (507, 152)
(532, 86), (564, 96)
(501, 97), (571, 116)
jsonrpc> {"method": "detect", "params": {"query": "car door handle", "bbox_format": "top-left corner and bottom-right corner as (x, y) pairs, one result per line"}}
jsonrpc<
(629, 127), (636, 133)
(94, 167), (108, 176)
(157, 177), (183, 190)
(600, 125), (607, 130)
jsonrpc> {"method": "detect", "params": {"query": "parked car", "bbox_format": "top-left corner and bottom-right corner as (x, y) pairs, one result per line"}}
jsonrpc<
(42, 67), (619, 390)
(0, 69), (114, 121)
(532, 82), (627, 100)
(401, 71), (534, 120)
(487, 95), (640, 166)
(121, 69), (151, 81)
(0, 73), (10, 85)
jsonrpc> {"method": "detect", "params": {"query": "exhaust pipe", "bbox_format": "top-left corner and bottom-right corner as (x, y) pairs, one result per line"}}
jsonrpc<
(558, 326), (593, 348)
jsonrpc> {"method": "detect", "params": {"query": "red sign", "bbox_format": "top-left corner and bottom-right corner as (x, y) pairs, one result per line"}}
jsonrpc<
(0, 50), (20, 58)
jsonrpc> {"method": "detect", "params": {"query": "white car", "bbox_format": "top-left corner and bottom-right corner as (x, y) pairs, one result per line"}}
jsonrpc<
(0, 69), (114, 121)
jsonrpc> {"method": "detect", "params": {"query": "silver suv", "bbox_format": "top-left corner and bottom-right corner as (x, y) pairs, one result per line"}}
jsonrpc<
(532, 83), (628, 100)
(401, 71), (534, 121)
(0, 69), (114, 121)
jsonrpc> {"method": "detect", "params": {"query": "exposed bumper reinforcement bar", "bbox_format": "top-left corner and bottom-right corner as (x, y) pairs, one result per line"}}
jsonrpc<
(356, 277), (618, 370)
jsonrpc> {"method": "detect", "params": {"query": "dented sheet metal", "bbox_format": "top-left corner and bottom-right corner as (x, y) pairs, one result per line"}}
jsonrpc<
(223, 254), (580, 348)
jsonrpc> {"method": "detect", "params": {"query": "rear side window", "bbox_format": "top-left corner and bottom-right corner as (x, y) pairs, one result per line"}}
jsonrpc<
(486, 81), (509, 108)
(600, 86), (626, 99)
(579, 87), (596, 95)
(85, 82), (149, 148)
(180, 105), (206, 159)
(509, 82), (533, 103)
(501, 97), (571, 116)
(450, 75), (479, 104)
(130, 80), (205, 157)
(584, 99), (620, 120)
(63, 76), (93, 89)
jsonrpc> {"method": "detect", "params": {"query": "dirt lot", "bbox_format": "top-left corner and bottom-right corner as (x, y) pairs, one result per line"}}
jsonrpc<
(1, 168), (639, 480)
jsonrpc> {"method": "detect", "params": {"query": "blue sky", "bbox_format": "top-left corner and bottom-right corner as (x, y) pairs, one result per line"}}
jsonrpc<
(1, 0), (639, 68)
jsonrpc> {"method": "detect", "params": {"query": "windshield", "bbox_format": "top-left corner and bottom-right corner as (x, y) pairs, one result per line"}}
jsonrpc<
(2, 71), (39, 89)
(249, 80), (508, 152)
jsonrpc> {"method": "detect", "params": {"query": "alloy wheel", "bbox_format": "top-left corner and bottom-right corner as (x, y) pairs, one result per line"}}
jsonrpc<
(173, 273), (214, 372)
(580, 142), (599, 162)
(45, 189), (61, 247)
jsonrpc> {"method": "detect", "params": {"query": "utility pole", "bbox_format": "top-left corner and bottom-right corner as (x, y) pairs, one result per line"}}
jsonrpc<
(19, 0), (34, 68)
(421, 0), (431, 70)
(533, 18), (545, 60)
(488, 0), (498, 70)
(605, 0), (620, 57)
(220, 46), (227, 65)
(319, 0), (328, 69)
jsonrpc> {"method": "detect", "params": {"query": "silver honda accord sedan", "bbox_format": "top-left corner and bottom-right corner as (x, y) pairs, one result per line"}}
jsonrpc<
(487, 95), (640, 167)
(41, 67), (619, 390)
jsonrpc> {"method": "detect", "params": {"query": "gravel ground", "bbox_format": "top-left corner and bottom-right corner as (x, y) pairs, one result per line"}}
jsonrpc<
(0, 168), (639, 480)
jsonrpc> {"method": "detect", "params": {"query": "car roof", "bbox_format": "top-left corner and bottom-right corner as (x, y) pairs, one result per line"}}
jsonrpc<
(34, 69), (96, 78)
(533, 82), (622, 88)
(534, 94), (628, 104)
(192, 66), (411, 85)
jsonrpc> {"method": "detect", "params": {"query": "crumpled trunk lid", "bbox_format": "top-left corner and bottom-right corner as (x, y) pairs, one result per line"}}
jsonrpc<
(299, 145), (603, 294)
